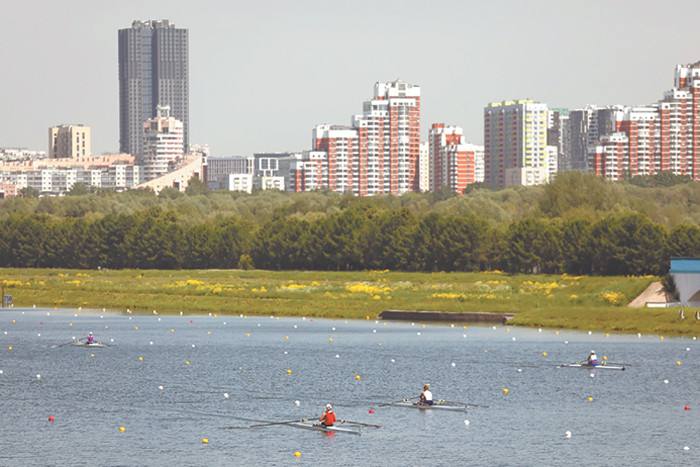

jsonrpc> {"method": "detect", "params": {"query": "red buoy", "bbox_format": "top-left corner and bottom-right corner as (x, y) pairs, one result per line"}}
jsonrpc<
(40, 322), (43, 325)
(48, 416), (54, 421)
(190, 320), (193, 323)
(369, 409), (374, 414)
(685, 406), (690, 410)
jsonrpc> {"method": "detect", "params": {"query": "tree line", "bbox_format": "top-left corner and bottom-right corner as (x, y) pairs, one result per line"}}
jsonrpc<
(1, 205), (698, 275)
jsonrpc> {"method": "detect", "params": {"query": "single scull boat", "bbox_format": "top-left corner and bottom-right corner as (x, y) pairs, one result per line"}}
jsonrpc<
(559, 362), (625, 370)
(286, 421), (362, 435)
(389, 401), (468, 412)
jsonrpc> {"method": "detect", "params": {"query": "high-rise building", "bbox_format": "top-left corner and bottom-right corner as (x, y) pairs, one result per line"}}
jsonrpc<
(569, 105), (619, 171)
(142, 105), (184, 181)
(48, 125), (91, 159)
(484, 100), (552, 188)
(419, 141), (429, 193)
(547, 109), (571, 171)
(299, 79), (421, 196)
(429, 124), (483, 194)
(119, 19), (189, 158)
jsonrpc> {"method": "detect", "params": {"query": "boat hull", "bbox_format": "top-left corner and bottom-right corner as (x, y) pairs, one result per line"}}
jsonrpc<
(287, 421), (362, 435)
(390, 401), (468, 412)
(559, 363), (625, 370)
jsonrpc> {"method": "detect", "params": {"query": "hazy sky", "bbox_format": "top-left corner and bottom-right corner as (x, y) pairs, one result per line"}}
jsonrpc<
(3, 0), (700, 156)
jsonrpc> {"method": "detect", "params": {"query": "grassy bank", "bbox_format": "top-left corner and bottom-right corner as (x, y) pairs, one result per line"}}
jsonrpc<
(0, 268), (697, 336)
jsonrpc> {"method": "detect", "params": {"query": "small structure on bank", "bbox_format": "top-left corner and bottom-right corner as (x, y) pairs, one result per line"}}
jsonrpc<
(670, 257), (700, 307)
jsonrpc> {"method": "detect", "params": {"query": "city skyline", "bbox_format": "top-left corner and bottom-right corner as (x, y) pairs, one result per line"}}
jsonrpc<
(2, 0), (700, 157)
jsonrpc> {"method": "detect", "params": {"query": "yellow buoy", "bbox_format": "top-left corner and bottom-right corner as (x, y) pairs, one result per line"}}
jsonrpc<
(366, 316), (369, 320)
(379, 343), (382, 346)
(422, 324), (426, 328)
(660, 336), (664, 340)
(329, 338), (333, 343)
(588, 397), (593, 401)
(91, 354), (95, 357)
(355, 375), (361, 380)
(463, 326), (467, 329)
(606, 333), (609, 337)
(239, 367), (242, 370)
(603, 356), (607, 360)
(105, 326), (108, 329)
(384, 323), (387, 326)
(543, 352), (547, 356)
(506, 329), (510, 332)
(8, 346), (12, 350)
(119, 427), (125, 432)
(294, 452), (301, 457)
(185, 361), (190, 365)
(135, 327), (138, 330)
(171, 329), (174, 333)
(285, 336), (289, 340)
(70, 323), (73, 326)
(207, 332), (211, 335)
(202, 438), (209, 444)
(287, 370), (291, 374)
(555, 331), (559, 335)
(484, 349), (488, 352)
(139, 357), (143, 361)
(503, 388), (509, 394)
(677, 361), (681, 365)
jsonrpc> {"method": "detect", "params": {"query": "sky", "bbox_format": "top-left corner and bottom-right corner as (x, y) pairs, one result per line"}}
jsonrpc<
(3, 0), (700, 157)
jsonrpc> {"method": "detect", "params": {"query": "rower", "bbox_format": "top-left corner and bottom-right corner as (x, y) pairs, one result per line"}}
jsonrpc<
(87, 332), (94, 344)
(587, 350), (598, 367)
(417, 384), (433, 406)
(319, 404), (336, 427)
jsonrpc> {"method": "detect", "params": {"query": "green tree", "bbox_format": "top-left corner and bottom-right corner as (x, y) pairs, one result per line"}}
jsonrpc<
(185, 176), (210, 196)
(463, 182), (493, 195)
(19, 186), (40, 198)
(666, 224), (700, 258)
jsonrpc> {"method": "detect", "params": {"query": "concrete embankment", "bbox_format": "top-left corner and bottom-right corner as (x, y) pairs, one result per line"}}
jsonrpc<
(379, 309), (515, 323)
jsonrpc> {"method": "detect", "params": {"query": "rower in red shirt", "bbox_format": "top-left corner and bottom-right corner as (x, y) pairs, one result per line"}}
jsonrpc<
(319, 404), (336, 427)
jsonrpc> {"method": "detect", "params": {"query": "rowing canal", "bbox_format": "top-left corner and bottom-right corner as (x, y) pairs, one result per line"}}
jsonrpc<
(1, 308), (699, 466)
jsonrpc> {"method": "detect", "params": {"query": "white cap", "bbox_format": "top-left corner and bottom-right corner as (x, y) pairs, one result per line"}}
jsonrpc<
(591, 350), (595, 353)
(326, 404), (332, 410)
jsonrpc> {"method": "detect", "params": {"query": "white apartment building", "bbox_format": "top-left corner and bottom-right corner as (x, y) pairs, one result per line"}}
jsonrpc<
(419, 141), (429, 192)
(49, 125), (91, 159)
(142, 105), (184, 182)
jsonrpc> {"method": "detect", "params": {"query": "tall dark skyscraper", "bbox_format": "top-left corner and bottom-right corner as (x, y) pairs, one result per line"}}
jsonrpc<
(118, 20), (189, 159)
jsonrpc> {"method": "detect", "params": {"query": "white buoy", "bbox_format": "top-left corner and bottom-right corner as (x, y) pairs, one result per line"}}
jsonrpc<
(517, 369), (522, 372)
(101, 316), (104, 319)
(332, 327), (336, 331)
(464, 420), (469, 425)
(284, 351), (288, 355)
(302, 317), (305, 320)
(158, 386), (164, 391)
(224, 393), (229, 398)
(664, 380), (669, 384)
(638, 333), (642, 337)
(0, 370), (3, 374)
(451, 324), (454, 328)
(694, 337), (697, 340)
(684, 446), (690, 451)
(223, 322), (226, 325)
(111, 339), (114, 342)
(33, 305), (35, 308)
(538, 328), (542, 333)
(451, 362), (456, 367)
(128, 317), (131, 320)
(47, 312), (50, 316)
(37, 334), (40, 337)
(294, 325), (297, 329)
(492, 326), (496, 330)
(191, 344), (195, 348)
(335, 355), (339, 358)
(150, 341), (154, 345)
(417, 332), (421, 336)
(590, 373), (595, 378)
(411, 323), (415, 326)
(391, 359), (395, 363)
(687, 348), (690, 351)
(565, 341), (568, 344)
(295, 400), (300, 406)
(375, 321), (379, 324)
(565, 431), (572, 438)
(154, 310), (157, 314)
(512, 337), (516, 341)
(373, 330), (377, 333)
(75, 314), (78, 317)
(158, 318), (161, 321)
(589, 331), (592, 335)
(36, 374), (41, 379)
(463, 334), (466, 338)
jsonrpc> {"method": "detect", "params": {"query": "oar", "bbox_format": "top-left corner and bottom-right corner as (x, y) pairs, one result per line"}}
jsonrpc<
(51, 338), (83, 348)
(339, 419), (381, 428)
(222, 418), (311, 429)
(435, 399), (489, 408)
(371, 397), (418, 408)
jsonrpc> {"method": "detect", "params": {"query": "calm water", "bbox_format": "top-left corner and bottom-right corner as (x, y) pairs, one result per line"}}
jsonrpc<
(0, 308), (698, 466)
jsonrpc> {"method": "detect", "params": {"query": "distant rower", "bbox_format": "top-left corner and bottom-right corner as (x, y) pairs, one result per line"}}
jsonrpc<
(587, 350), (598, 367)
(319, 404), (336, 427)
(417, 384), (433, 405)
(87, 332), (94, 344)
